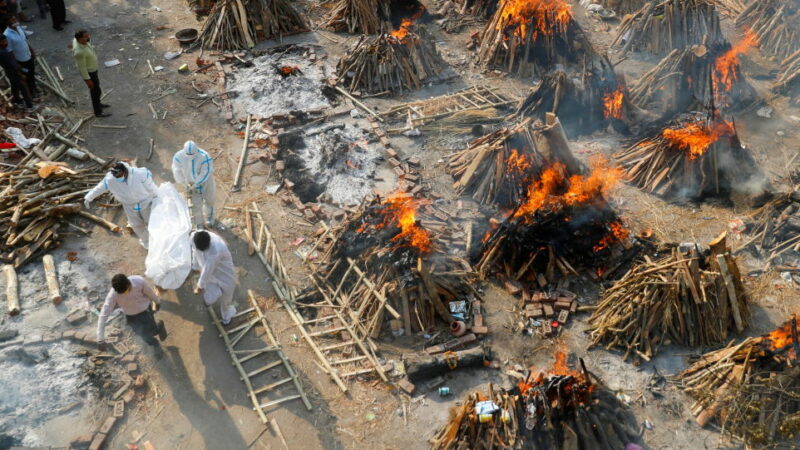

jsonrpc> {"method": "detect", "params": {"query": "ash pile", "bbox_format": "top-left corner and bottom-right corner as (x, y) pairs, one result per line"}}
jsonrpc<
(228, 46), (331, 118)
(276, 124), (380, 205)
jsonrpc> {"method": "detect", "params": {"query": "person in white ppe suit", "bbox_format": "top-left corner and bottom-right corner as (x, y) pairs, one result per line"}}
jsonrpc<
(84, 162), (158, 249)
(191, 230), (237, 324)
(172, 140), (216, 227)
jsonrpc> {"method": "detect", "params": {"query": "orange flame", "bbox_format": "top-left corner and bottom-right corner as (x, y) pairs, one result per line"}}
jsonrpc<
(390, 7), (425, 42)
(279, 66), (301, 76)
(592, 221), (629, 252)
(513, 157), (622, 220)
(496, 0), (572, 40)
(661, 119), (735, 159)
(358, 193), (432, 254)
(763, 319), (797, 358)
(602, 88), (625, 120)
(713, 31), (757, 94)
(506, 149), (532, 175)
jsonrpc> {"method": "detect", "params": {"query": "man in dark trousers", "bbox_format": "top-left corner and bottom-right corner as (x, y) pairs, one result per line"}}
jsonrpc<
(3, 16), (37, 98)
(46, 0), (69, 30)
(97, 274), (167, 350)
(72, 29), (110, 117)
(0, 34), (31, 110)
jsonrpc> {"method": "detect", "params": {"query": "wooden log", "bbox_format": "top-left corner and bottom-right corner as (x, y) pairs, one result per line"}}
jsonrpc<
(78, 211), (122, 233)
(4, 264), (20, 316)
(406, 346), (490, 382)
(42, 254), (62, 304)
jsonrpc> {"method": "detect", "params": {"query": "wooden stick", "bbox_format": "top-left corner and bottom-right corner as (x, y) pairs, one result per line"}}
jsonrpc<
(231, 114), (252, 192)
(4, 264), (19, 316)
(78, 211), (122, 233)
(42, 254), (62, 304)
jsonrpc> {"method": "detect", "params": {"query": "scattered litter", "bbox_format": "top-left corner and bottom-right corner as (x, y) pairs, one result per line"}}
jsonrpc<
(4, 127), (41, 149)
(154, 66), (165, 72)
(265, 184), (281, 194)
(756, 106), (773, 118)
(164, 51), (181, 60)
(104, 59), (121, 67)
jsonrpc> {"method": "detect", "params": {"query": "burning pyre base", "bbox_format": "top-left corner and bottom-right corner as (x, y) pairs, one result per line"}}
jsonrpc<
(430, 358), (642, 449)
(335, 26), (445, 95)
(614, 110), (767, 201)
(678, 318), (800, 446)
(588, 233), (748, 362)
(477, 0), (598, 77)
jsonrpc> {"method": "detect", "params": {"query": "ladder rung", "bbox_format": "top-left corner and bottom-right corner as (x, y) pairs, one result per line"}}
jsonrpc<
(307, 326), (346, 337)
(235, 348), (277, 365)
(341, 367), (376, 378)
(232, 307), (256, 319)
(245, 360), (282, 378)
(330, 355), (367, 365)
(252, 377), (293, 395)
(257, 394), (302, 410)
(319, 340), (355, 352)
(226, 318), (259, 334)
(233, 346), (279, 354)
(301, 314), (337, 325)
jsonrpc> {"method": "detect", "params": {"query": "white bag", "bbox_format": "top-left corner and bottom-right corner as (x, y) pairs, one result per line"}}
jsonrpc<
(145, 182), (192, 289)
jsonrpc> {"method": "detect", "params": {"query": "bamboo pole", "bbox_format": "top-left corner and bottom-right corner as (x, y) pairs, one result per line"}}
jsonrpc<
(4, 264), (19, 316)
(42, 254), (62, 304)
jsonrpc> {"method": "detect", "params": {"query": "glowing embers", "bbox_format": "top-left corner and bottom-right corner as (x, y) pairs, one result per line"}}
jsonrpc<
(355, 191), (432, 255)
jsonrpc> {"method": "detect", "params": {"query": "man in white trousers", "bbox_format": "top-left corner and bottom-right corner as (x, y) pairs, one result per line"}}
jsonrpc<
(172, 140), (216, 227)
(191, 230), (237, 324)
(84, 161), (158, 249)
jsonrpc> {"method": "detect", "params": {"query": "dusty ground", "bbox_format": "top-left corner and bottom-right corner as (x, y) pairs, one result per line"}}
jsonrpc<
(1, 0), (800, 448)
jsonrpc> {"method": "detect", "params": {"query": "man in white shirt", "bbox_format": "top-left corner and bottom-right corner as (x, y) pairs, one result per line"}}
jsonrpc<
(97, 274), (167, 349)
(84, 162), (158, 249)
(3, 16), (37, 98)
(192, 230), (237, 324)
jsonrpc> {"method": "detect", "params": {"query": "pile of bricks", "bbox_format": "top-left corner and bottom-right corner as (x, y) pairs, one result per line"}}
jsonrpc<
(370, 120), (425, 197)
(522, 289), (579, 337)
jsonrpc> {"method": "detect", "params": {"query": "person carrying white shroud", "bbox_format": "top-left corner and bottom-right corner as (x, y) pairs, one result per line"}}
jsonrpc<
(172, 140), (216, 227)
(191, 230), (237, 324)
(84, 161), (157, 249)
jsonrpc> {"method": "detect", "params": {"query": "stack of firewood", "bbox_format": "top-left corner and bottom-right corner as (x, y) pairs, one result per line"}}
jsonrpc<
(588, 233), (748, 363)
(738, 190), (800, 269)
(1, 113), (112, 269)
(477, 0), (596, 77)
(678, 317), (800, 446)
(628, 44), (758, 114)
(514, 65), (645, 137)
(775, 50), (800, 90)
(335, 26), (445, 95)
(435, 0), (495, 32)
(197, 0), (308, 50)
(601, 0), (646, 14)
(430, 358), (642, 449)
(324, 0), (389, 35)
(735, 0), (800, 63)
(614, 110), (764, 200)
(446, 116), (582, 209)
(613, 0), (723, 56)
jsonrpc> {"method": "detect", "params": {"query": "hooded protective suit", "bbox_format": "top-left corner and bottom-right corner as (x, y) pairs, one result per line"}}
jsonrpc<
(84, 162), (158, 248)
(172, 140), (216, 225)
(191, 230), (237, 323)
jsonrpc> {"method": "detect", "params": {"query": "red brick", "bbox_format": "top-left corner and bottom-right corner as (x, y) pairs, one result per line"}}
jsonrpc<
(134, 375), (146, 389)
(397, 378), (416, 395)
(88, 433), (106, 450)
(385, 148), (398, 158)
(99, 416), (117, 434)
(126, 363), (139, 373)
(275, 160), (285, 171)
(388, 158), (402, 167)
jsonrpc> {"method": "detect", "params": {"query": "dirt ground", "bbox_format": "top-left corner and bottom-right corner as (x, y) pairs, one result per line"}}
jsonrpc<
(2, 0), (800, 448)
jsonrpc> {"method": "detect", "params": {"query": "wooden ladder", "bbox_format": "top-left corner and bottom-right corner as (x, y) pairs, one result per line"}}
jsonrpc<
(207, 289), (312, 423)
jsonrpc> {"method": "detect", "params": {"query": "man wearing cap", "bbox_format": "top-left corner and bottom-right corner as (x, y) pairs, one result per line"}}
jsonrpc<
(84, 162), (158, 249)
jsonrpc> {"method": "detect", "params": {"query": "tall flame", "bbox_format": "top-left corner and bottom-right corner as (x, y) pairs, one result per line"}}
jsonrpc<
(713, 31), (758, 94)
(389, 7), (425, 42)
(496, 0), (572, 40)
(602, 88), (625, 120)
(358, 193), (432, 254)
(661, 119), (735, 159)
(513, 157), (623, 220)
(762, 319), (798, 359)
(506, 149), (532, 175)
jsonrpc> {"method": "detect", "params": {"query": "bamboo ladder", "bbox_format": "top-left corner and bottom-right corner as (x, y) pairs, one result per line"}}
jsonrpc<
(207, 290), (312, 423)
(379, 85), (516, 127)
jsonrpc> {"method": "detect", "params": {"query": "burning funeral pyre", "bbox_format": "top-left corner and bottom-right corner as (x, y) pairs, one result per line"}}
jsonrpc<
(613, 0), (723, 56)
(335, 25), (445, 95)
(588, 233), (749, 363)
(678, 316), (800, 446)
(614, 110), (766, 201)
(477, 0), (597, 77)
(447, 117), (582, 209)
(475, 156), (629, 289)
(735, 0), (800, 64)
(738, 189), (800, 270)
(429, 355), (643, 449)
(311, 192), (481, 335)
(628, 38), (759, 115)
(514, 67), (647, 138)
(196, 0), (308, 50)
